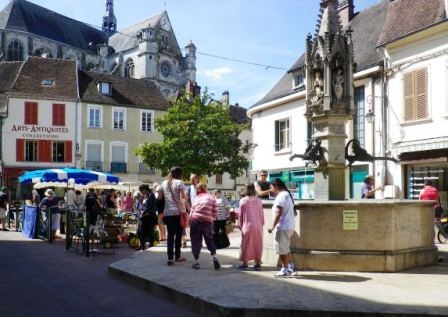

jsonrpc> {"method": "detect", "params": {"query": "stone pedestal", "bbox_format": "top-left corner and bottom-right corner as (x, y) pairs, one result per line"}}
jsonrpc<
(262, 200), (438, 272)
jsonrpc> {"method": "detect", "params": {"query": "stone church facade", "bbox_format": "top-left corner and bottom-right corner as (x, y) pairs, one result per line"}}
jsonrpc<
(0, 0), (196, 99)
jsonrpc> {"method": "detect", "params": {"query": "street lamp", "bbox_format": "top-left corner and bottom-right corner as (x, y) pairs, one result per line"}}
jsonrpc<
(365, 109), (375, 124)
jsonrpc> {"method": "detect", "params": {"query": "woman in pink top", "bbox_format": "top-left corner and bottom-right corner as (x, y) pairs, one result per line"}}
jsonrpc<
(189, 183), (221, 270)
(238, 183), (264, 270)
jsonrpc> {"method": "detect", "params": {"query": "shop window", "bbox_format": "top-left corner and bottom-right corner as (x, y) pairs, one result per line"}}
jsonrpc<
(25, 141), (38, 162)
(52, 142), (65, 162)
(403, 68), (428, 122)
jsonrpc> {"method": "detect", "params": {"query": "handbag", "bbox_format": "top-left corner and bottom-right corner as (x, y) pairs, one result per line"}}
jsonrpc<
(168, 180), (189, 228)
(225, 220), (234, 234)
(213, 231), (230, 249)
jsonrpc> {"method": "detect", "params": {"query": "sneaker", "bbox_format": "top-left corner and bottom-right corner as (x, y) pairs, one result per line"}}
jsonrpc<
(237, 264), (248, 269)
(213, 257), (221, 270)
(287, 263), (295, 273)
(192, 263), (200, 270)
(275, 268), (290, 277)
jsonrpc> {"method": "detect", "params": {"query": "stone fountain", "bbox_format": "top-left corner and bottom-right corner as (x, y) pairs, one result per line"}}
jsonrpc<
(261, 0), (437, 272)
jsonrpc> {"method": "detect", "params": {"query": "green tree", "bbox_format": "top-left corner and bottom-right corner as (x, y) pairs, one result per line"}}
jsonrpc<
(135, 94), (250, 178)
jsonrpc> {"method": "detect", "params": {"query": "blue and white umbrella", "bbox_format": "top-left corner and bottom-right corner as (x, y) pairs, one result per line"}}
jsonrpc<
(19, 167), (120, 185)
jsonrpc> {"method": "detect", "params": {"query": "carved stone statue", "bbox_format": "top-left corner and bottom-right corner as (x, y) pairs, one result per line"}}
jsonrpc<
(332, 68), (344, 102)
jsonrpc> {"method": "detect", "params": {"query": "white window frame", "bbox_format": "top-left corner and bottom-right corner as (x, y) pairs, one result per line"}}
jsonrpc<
(275, 118), (291, 153)
(88, 105), (102, 129)
(110, 141), (128, 163)
(112, 107), (126, 131)
(97, 82), (111, 95)
(85, 140), (104, 162)
(140, 110), (154, 132)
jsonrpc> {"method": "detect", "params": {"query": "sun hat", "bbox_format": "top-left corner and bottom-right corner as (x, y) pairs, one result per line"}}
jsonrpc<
(44, 189), (55, 197)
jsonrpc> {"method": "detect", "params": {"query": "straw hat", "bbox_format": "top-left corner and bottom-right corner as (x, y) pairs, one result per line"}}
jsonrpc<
(44, 189), (55, 197)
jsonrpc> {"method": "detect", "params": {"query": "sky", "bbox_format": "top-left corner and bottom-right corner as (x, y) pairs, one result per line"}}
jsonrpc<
(0, 0), (379, 108)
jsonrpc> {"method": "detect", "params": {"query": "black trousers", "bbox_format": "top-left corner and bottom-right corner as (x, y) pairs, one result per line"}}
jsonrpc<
(137, 213), (157, 248)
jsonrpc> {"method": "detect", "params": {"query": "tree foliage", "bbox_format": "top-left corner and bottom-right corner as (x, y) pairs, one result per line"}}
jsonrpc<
(135, 94), (250, 178)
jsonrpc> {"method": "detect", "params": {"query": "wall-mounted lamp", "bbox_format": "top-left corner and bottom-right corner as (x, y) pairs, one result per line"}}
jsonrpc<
(365, 109), (375, 124)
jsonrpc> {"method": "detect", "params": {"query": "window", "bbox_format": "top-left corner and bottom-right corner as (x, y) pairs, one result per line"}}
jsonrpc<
(25, 141), (38, 162)
(88, 106), (101, 128)
(97, 82), (111, 95)
(141, 111), (153, 132)
(294, 72), (305, 88)
(7, 40), (24, 61)
(52, 142), (65, 162)
(52, 104), (65, 126)
(42, 79), (55, 87)
(215, 174), (223, 185)
(113, 108), (125, 130)
(403, 68), (428, 122)
(24, 102), (38, 125)
(86, 142), (103, 171)
(111, 143), (127, 172)
(275, 119), (290, 151)
(124, 59), (134, 78)
(354, 86), (366, 148)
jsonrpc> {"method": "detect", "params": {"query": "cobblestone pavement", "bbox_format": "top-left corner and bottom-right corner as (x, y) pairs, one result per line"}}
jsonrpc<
(0, 229), (200, 317)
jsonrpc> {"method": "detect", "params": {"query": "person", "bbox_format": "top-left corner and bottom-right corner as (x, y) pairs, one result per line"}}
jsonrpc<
(136, 184), (157, 250)
(39, 189), (62, 239)
(32, 189), (41, 206)
(63, 187), (77, 234)
(361, 175), (380, 199)
(115, 191), (123, 214)
(154, 183), (166, 241)
(213, 189), (230, 235)
(74, 190), (85, 210)
(237, 183), (264, 270)
(184, 173), (199, 248)
(160, 166), (190, 266)
(0, 187), (9, 231)
(122, 191), (134, 213)
(254, 170), (271, 199)
(105, 189), (117, 216)
(419, 180), (442, 217)
(85, 188), (101, 236)
(189, 182), (220, 270)
(267, 178), (296, 277)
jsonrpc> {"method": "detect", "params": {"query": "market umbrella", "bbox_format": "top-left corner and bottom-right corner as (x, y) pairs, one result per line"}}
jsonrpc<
(19, 167), (120, 185)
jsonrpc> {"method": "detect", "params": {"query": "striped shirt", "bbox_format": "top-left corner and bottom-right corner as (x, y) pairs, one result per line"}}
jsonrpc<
(162, 179), (185, 216)
(215, 195), (230, 220)
(190, 193), (217, 224)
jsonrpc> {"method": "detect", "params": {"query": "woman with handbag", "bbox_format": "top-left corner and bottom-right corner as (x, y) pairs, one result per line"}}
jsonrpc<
(189, 182), (221, 270)
(160, 166), (190, 266)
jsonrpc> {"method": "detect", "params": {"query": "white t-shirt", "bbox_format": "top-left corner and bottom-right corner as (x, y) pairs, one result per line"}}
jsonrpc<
(162, 179), (185, 216)
(272, 191), (295, 231)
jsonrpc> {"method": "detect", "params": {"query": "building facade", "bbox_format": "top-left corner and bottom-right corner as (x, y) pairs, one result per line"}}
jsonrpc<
(248, 0), (448, 201)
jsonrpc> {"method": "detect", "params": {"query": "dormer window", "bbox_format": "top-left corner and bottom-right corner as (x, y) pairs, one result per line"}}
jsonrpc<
(97, 81), (112, 95)
(294, 72), (305, 88)
(41, 79), (55, 87)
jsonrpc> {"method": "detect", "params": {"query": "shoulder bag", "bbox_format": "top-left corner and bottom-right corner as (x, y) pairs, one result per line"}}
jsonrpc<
(168, 180), (189, 228)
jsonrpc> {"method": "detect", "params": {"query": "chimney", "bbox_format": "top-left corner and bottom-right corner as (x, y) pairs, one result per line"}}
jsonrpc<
(338, 0), (354, 27)
(221, 91), (229, 106)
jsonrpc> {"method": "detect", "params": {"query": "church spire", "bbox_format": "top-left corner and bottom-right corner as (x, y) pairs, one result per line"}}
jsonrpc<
(102, 0), (117, 36)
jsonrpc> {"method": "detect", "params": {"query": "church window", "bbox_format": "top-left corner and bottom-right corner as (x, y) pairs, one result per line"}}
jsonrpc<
(7, 40), (24, 61)
(124, 59), (135, 78)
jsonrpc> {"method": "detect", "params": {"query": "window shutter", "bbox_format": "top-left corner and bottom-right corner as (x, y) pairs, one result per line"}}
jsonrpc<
(52, 104), (65, 126)
(65, 140), (72, 163)
(415, 68), (428, 120)
(38, 140), (51, 162)
(16, 139), (24, 162)
(403, 68), (428, 122)
(25, 102), (38, 124)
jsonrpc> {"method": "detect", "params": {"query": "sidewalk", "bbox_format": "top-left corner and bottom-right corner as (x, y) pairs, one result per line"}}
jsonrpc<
(109, 229), (448, 317)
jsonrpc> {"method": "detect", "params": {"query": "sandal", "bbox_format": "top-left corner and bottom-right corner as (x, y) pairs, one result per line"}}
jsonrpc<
(175, 257), (186, 262)
(167, 260), (174, 266)
(192, 263), (200, 270)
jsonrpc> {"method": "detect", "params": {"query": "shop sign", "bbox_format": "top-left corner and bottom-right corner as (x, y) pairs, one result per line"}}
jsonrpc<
(343, 210), (358, 230)
(11, 124), (69, 139)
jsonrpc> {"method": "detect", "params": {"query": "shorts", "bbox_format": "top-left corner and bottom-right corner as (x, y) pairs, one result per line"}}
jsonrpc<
(51, 213), (61, 231)
(274, 229), (294, 255)
(0, 208), (6, 218)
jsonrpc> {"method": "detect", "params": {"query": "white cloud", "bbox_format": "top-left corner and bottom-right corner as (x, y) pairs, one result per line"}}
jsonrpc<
(200, 67), (233, 82)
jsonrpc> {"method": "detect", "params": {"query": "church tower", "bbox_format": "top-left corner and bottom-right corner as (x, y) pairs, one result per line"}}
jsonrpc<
(102, 0), (117, 36)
